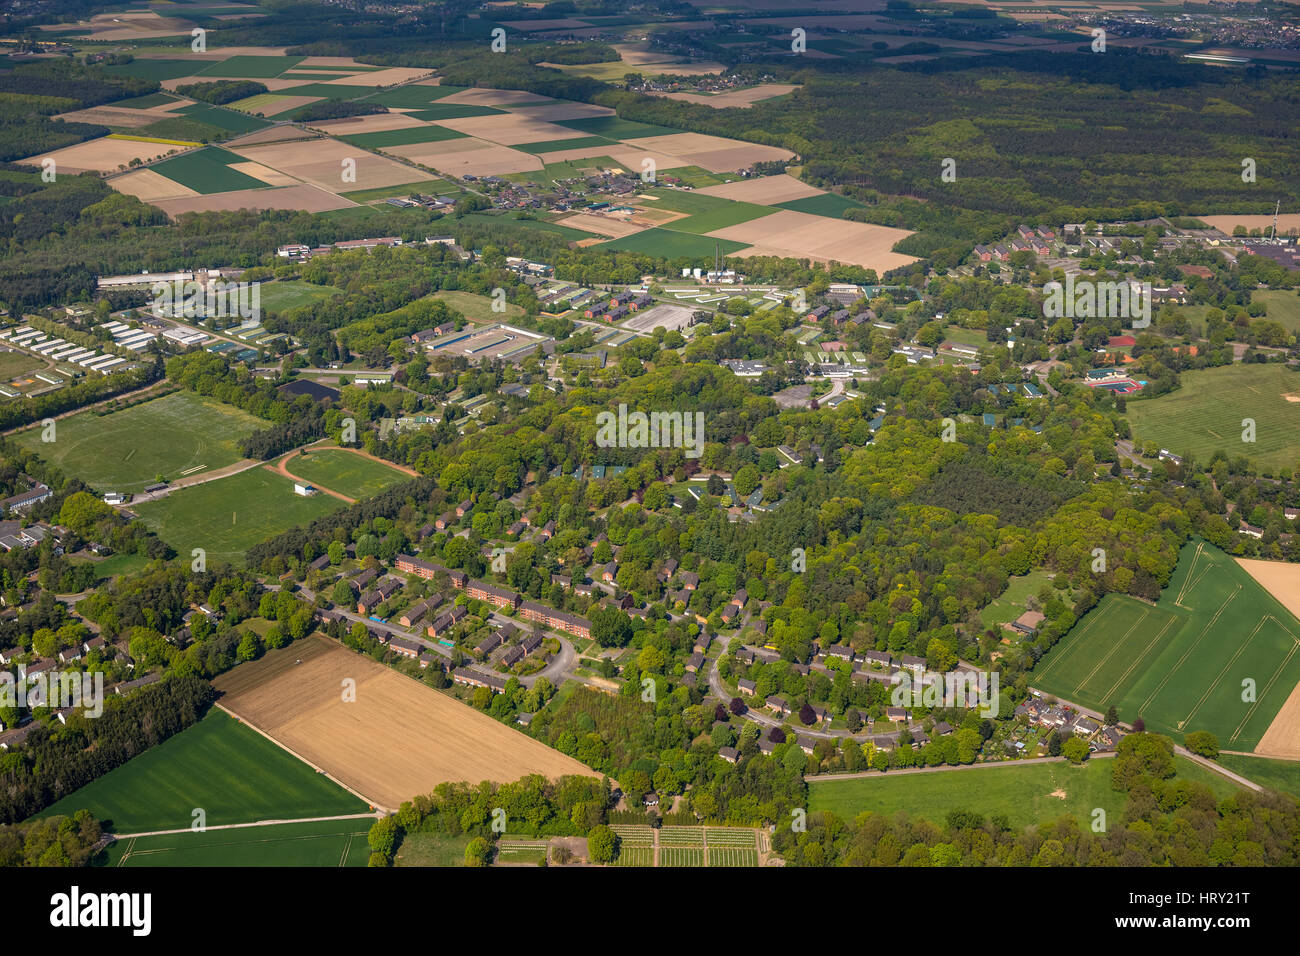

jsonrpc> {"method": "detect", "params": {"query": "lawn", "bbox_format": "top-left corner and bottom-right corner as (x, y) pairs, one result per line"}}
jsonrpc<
(602, 228), (747, 258)
(14, 390), (264, 492)
(1124, 363), (1300, 473)
(102, 817), (372, 867)
(1252, 289), (1300, 335)
(1033, 540), (1300, 749)
(40, 710), (368, 833)
(149, 145), (268, 194)
(979, 570), (1057, 630)
(1217, 753), (1300, 798)
(394, 830), (471, 866)
(433, 289), (525, 322)
(0, 350), (42, 381)
(134, 466), (344, 565)
(807, 755), (1238, 830)
(284, 448), (410, 499)
(257, 279), (342, 313)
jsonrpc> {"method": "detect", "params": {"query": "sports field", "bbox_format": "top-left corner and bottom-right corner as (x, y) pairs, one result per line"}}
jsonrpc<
(39, 710), (368, 833)
(807, 755), (1238, 830)
(14, 390), (263, 492)
(134, 466), (344, 565)
(103, 817), (372, 867)
(257, 279), (342, 312)
(285, 448), (411, 499)
(1033, 541), (1300, 749)
(1125, 363), (1300, 472)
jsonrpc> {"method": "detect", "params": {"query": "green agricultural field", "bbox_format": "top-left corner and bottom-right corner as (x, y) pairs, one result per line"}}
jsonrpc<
(808, 755), (1238, 830)
(1034, 541), (1300, 750)
(603, 228), (747, 258)
(278, 83), (385, 102)
(195, 55), (305, 78)
(403, 102), (504, 121)
(455, 212), (598, 242)
(1252, 289), (1300, 335)
(285, 448), (410, 499)
(341, 179), (450, 202)
(40, 711), (368, 833)
(1218, 753), (1300, 798)
(314, 205), (383, 226)
(113, 92), (180, 109)
(637, 189), (774, 234)
(1124, 363), (1300, 473)
(103, 817), (372, 867)
(394, 831), (471, 866)
(134, 466), (344, 565)
(150, 146), (268, 194)
(555, 115), (681, 139)
(14, 390), (263, 491)
(257, 279), (342, 313)
(339, 125), (467, 149)
(174, 103), (270, 134)
(777, 192), (865, 218)
(433, 289), (525, 322)
(514, 135), (617, 155)
(664, 165), (728, 188)
(227, 92), (292, 113)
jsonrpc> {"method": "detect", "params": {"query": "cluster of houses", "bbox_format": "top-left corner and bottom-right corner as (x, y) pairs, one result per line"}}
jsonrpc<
(972, 225), (1056, 262)
(583, 289), (654, 322)
(1014, 696), (1123, 752)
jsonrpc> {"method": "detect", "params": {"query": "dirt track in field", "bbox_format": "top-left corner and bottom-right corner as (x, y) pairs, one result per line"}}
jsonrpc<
(213, 634), (595, 809)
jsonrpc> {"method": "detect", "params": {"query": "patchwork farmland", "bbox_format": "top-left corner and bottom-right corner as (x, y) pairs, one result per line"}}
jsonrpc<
(1033, 541), (1300, 751)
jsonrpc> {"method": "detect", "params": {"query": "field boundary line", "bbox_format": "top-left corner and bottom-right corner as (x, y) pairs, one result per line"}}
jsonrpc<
(1138, 583), (1240, 717)
(213, 702), (390, 812)
(1173, 541), (1205, 608)
(1228, 624), (1300, 746)
(114, 811), (383, 840)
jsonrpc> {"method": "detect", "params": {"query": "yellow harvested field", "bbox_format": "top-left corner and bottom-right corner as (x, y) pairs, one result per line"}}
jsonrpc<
(110, 168), (199, 202)
(21, 137), (184, 174)
(1199, 214), (1300, 235)
(309, 112), (429, 133)
(214, 634), (595, 809)
(297, 56), (373, 69)
(56, 98), (187, 127)
(1236, 558), (1300, 621)
(153, 183), (354, 216)
(323, 67), (434, 86)
(708, 209), (917, 272)
(434, 113), (591, 145)
(556, 213), (651, 238)
(45, 10), (194, 40)
(696, 173), (825, 204)
(1257, 679), (1300, 759)
(658, 84), (799, 109)
(627, 132), (795, 172)
(440, 88), (553, 106)
(388, 137), (542, 176)
(228, 161), (300, 186)
(231, 137), (423, 193)
(506, 101), (616, 122)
